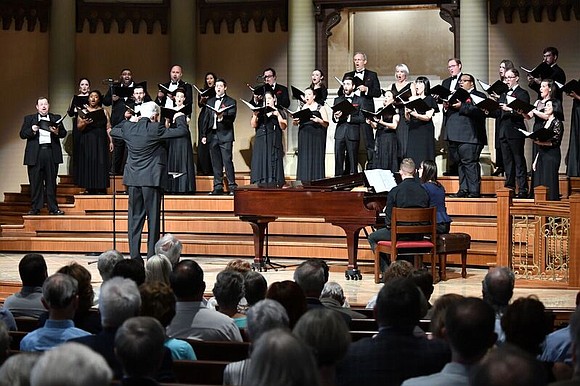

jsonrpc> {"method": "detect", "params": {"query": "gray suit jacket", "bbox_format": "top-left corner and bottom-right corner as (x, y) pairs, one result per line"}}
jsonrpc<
(110, 115), (189, 187)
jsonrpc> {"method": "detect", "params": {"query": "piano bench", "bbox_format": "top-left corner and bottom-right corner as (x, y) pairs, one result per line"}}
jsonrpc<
(436, 233), (471, 281)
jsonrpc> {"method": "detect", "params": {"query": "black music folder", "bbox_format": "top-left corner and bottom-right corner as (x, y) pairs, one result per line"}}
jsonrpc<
(161, 104), (192, 121)
(506, 96), (535, 114)
(71, 95), (89, 108)
(518, 128), (556, 142)
(205, 103), (235, 114)
(38, 115), (66, 131)
(239, 99), (275, 113)
(193, 85), (216, 99)
(430, 85), (452, 101)
(330, 99), (356, 117)
(561, 79), (580, 95)
(291, 86), (305, 101)
(361, 104), (397, 121)
(470, 94), (500, 113)
(285, 107), (313, 122)
(478, 79), (509, 96)
(520, 62), (551, 79)
(77, 109), (108, 126)
(403, 97), (431, 114)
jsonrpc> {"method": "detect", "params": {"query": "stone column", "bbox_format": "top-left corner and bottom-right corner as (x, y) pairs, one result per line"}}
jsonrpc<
(170, 0), (196, 81)
(459, 0), (492, 173)
(286, 0), (316, 176)
(49, 0), (75, 175)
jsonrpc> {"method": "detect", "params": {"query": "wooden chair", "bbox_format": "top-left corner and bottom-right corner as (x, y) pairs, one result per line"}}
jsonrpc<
(373, 207), (437, 283)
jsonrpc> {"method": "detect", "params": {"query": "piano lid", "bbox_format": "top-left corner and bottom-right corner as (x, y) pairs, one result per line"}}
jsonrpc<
(301, 173), (365, 191)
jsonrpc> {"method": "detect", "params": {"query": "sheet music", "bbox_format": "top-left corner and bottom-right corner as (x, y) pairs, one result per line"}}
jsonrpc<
(363, 169), (397, 193)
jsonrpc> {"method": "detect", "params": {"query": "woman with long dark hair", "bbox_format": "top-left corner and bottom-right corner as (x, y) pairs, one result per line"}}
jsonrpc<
(419, 160), (451, 234)
(405, 77), (438, 168)
(197, 72), (217, 176)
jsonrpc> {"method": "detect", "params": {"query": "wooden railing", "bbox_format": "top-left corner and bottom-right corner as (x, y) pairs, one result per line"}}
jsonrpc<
(497, 186), (579, 288)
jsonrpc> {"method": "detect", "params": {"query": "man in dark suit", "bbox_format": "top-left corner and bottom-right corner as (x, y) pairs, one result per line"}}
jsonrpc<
(333, 77), (364, 176)
(155, 64), (193, 108)
(340, 52), (381, 169)
(497, 69), (531, 198)
(336, 277), (451, 386)
(439, 58), (463, 176)
(367, 158), (429, 253)
(123, 85), (146, 120)
(110, 101), (188, 261)
(19, 97), (67, 215)
(201, 78), (238, 195)
(103, 68), (151, 175)
(253, 68), (290, 109)
(444, 74), (488, 198)
(527, 46), (566, 101)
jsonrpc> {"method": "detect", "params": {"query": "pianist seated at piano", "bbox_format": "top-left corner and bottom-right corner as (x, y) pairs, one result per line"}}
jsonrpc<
(418, 160), (452, 234)
(367, 158), (429, 269)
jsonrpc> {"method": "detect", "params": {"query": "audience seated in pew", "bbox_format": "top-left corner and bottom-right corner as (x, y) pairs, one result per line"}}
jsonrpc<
(97, 250), (125, 283)
(155, 234), (183, 267)
(212, 270), (247, 330)
(549, 305), (580, 386)
(0, 307), (16, 331)
(0, 321), (8, 365)
(111, 259), (146, 286)
(320, 282), (367, 320)
(0, 351), (41, 386)
(145, 254), (173, 286)
(482, 266), (515, 343)
(266, 280), (307, 329)
(242, 271), (267, 310)
(428, 293), (465, 339)
(540, 291), (580, 367)
(4, 254), (48, 319)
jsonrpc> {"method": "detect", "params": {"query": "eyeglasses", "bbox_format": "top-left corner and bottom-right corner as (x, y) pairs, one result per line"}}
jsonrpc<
(504, 76), (517, 79)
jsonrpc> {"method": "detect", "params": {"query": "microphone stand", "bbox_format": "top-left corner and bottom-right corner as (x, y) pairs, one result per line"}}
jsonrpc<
(104, 78), (118, 251)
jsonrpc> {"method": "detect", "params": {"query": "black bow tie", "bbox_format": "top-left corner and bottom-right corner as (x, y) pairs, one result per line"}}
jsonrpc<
(451, 75), (457, 80)
(171, 82), (178, 86)
(134, 103), (142, 106)
(216, 96), (223, 100)
(356, 70), (364, 74)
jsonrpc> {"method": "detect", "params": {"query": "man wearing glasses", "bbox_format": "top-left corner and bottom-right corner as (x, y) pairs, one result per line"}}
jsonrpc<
(254, 68), (290, 109)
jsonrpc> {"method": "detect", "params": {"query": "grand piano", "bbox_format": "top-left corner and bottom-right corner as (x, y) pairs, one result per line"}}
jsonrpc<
(233, 173), (386, 279)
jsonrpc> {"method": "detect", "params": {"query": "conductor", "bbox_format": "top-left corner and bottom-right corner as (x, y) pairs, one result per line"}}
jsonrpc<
(110, 101), (189, 261)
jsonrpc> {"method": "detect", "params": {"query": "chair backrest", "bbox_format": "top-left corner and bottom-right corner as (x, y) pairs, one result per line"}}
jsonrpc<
(391, 207), (437, 242)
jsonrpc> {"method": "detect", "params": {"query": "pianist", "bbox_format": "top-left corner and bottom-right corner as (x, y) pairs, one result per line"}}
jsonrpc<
(367, 158), (429, 269)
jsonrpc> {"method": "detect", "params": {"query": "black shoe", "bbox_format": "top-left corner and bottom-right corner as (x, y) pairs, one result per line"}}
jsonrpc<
(491, 167), (505, 177)
(450, 191), (468, 198)
(49, 210), (65, 215)
(27, 209), (40, 215)
(514, 192), (528, 199)
(228, 190), (235, 196)
(467, 193), (481, 198)
(443, 171), (459, 176)
(209, 189), (224, 196)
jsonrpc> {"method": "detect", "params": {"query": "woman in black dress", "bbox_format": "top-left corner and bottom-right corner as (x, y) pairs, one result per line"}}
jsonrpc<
(197, 72), (216, 176)
(295, 88), (329, 182)
(309, 69), (328, 105)
(165, 88), (196, 194)
(532, 98), (564, 201)
(76, 90), (112, 194)
(68, 78), (91, 186)
(367, 90), (399, 172)
(404, 76), (438, 167)
(250, 91), (287, 186)
(390, 64), (415, 161)
(566, 84), (580, 177)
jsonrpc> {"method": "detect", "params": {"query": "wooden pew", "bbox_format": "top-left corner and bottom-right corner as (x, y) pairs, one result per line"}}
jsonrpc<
(173, 360), (229, 385)
(186, 340), (250, 362)
(8, 331), (27, 351)
(14, 316), (42, 332)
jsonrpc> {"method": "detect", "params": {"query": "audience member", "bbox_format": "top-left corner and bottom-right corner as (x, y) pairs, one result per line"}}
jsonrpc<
(29, 342), (112, 386)
(0, 352), (41, 386)
(294, 260), (327, 310)
(20, 273), (90, 351)
(72, 277), (174, 381)
(139, 281), (196, 360)
(411, 269), (434, 317)
(549, 306), (580, 385)
(244, 328), (320, 386)
(154, 234), (182, 266)
(294, 308), (351, 386)
(320, 282), (367, 320)
(223, 299), (289, 386)
(111, 259), (146, 286)
(0, 307), (16, 331)
(0, 321), (9, 365)
(266, 280), (307, 328)
(336, 278), (451, 386)
(470, 343), (547, 386)
(482, 266), (515, 342)
(428, 293), (465, 338)
(167, 260), (242, 341)
(55, 262), (100, 333)
(243, 271), (267, 307)
(365, 260), (414, 309)
(145, 254), (172, 285)
(541, 293), (580, 365)
(402, 297), (497, 386)
(213, 270), (247, 329)
(97, 250), (125, 282)
(225, 259), (252, 274)
(4, 253), (48, 318)
(115, 316), (166, 386)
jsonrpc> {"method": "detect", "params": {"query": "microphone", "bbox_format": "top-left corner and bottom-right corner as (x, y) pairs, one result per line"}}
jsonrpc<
(256, 74), (265, 81)
(102, 78), (120, 85)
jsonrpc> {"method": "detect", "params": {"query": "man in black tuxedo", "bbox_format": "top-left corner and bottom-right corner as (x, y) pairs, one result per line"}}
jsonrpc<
(156, 64), (193, 108)
(527, 46), (566, 101)
(497, 69), (530, 198)
(110, 101), (189, 261)
(123, 85), (146, 120)
(201, 78), (238, 195)
(103, 68), (151, 175)
(336, 277), (451, 386)
(444, 74), (488, 198)
(340, 52), (381, 169)
(333, 77), (364, 176)
(439, 58), (463, 176)
(253, 68), (290, 109)
(19, 97), (67, 215)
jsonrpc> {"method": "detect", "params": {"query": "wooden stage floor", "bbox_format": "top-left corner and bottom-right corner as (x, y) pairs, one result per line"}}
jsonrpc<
(0, 252), (577, 309)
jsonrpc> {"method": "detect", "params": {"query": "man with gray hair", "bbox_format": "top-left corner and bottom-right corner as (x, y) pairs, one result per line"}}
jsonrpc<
(320, 282), (367, 320)
(110, 101), (189, 261)
(293, 259), (327, 310)
(71, 277), (175, 381)
(482, 266), (515, 343)
(223, 299), (289, 386)
(97, 249), (125, 282)
(30, 342), (112, 386)
(20, 273), (90, 351)
(155, 233), (182, 266)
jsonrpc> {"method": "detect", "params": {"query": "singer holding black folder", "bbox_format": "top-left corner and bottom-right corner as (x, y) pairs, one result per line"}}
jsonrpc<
(531, 99), (564, 201)
(67, 78), (90, 186)
(20, 97), (67, 215)
(196, 72), (216, 176)
(367, 90), (399, 172)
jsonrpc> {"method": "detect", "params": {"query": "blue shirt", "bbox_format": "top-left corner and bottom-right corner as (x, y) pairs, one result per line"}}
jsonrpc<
(422, 182), (452, 224)
(20, 319), (90, 352)
(164, 337), (197, 360)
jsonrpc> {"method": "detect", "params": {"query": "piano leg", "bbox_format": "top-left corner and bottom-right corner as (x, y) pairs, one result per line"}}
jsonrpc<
(241, 216), (276, 272)
(334, 223), (363, 280)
